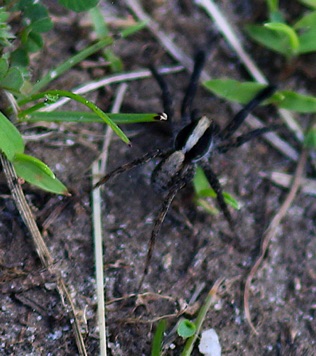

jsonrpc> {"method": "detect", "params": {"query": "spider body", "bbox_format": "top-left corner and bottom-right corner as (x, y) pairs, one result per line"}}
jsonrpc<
(94, 51), (277, 290)
(152, 116), (218, 194)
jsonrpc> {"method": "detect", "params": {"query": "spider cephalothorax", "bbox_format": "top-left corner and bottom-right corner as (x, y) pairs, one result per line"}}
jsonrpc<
(94, 51), (276, 290)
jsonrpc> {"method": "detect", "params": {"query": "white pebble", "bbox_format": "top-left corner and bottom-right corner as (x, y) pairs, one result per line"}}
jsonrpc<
(198, 328), (221, 356)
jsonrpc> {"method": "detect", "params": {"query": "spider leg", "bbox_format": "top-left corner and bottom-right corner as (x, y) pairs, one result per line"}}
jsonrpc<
(149, 64), (174, 122)
(137, 183), (180, 292)
(217, 125), (280, 154)
(221, 85), (276, 141)
(199, 161), (235, 231)
(181, 50), (206, 124)
(93, 148), (167, 189)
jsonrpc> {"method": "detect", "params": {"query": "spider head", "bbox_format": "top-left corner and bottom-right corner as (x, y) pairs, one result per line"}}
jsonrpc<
(151, 116), (220, 194)
(175, 116), (220, 162)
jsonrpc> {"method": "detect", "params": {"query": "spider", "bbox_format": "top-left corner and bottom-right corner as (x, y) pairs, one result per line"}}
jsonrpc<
(94, 51), (277, 291)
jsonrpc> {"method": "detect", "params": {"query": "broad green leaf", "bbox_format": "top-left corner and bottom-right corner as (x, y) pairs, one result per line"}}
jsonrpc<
(25, 31), (43, 53)
(245, 24), (293, 56)
(58, 0), (99, 12)
(0, 67), (24, 92)
(299, 0), (316, 9)
(177, 319), (196, 339)
(29, 17), (54, 33)
(277, 90), (316, 112)
(294, 11), (316, 29)
(12, 153), (69, 195)
(24, 3), (50, 22)
(264, 22), (299, 52)
(0, 58), (8, 78)
(0, 112), (24, 160)
(304, 125), (316, 148)
(203, 79), (267, 104)
(298, 29), (316, 54)
(10, 48), (29, 67)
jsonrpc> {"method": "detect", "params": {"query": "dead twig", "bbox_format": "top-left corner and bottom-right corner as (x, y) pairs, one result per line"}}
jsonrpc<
(0, 153), (88, 356)
(244, 148), (308, 334)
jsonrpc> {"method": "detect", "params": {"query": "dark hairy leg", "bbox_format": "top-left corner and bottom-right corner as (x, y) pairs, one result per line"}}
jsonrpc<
(221, 85), (276, 141)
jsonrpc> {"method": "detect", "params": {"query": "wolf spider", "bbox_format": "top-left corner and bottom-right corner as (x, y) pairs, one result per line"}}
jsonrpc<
(94, 51), (276, 290)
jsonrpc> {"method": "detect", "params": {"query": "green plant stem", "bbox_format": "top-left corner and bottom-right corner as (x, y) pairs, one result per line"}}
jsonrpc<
(181, 279), (224, 356)
(19, 90), (130, 144)
(30, 36), (113, 94)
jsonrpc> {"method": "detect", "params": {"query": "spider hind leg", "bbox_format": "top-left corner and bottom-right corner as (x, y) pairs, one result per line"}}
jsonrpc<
(200, 161), (236, 232)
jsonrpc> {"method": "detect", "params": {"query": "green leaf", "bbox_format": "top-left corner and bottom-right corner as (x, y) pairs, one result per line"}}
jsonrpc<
(29, 17), (54, 33)
(0, 58), (9, 78)
(10, 48), (29, 67)
(25, 31), (43, 53)
(276, 90), (316, 112)
(264, 22), (299, 52)
(193, 166), (240, 210)
(304, 125), (316, 148)
(203, 79), (267, 104)
(245, 24), (294, 56)
(299, 0), (316, 9)
(12, 153), (69, 195)
(177, 319), (196, 339)
(151, 320), (166, 356)
(298, 28), (316, 54)
(0, 67), (24, 92)
(294, 11), (316, 29)
(0, 112), (25, 161)
(58, 0), (99, 12)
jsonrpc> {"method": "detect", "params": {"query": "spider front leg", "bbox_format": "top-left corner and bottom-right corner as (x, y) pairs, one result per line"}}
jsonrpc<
(221, 85), (277, 141)
(199, 160), (235, 231)
(149, 64), (174, 124)
(93, 149), (166, 189)
(181, 50), (206, 124)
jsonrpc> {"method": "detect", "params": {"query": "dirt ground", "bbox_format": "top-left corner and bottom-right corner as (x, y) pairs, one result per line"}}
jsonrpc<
(0, 0), (315, 355)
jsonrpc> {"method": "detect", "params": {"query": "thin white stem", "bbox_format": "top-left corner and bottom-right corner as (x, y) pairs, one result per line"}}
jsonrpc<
(91, 83), (128, 356)
(39, 66), (183, 112)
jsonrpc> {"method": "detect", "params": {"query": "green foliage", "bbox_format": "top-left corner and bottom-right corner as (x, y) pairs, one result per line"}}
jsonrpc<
(89, 6), (123, 73)
(0, 111), (24, 161)
(304, 124), (316, 148)
(58, 0), (99, 12)
(177, 319), (196, 339)
(151, 319), (166, 356)
(0, 8), (14, 47)
(0, 1), (150, 194)
(245, 1), (316, 58)
(0, 58), (24, 93)
(204, 79), (316, 113)
(12, 153), (69, 195)
(193, 166), (240, 215)
(0, 112), (67, 194)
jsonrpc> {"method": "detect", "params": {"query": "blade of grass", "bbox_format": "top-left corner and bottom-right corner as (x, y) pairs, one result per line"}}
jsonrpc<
(181, 279), (224, 356)
(19, 111), (165, 124)
(30, 36), (113, 94)
(18, 89), (130, 144)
